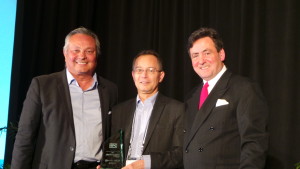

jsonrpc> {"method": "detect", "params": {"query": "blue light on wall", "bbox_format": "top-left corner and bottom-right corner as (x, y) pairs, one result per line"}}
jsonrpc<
(0, 0), (17, 166)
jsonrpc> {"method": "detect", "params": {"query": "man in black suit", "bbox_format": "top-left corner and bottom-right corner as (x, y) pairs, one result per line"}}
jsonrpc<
(184, 28), (269, 169)
(110, 50), (184, 169)
(11, 27), (118, 169)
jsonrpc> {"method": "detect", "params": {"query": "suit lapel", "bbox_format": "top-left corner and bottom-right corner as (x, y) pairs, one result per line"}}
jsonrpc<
(143, 93), (165, 152)
(57, 70), (75, 134)
(186, 71), (232, 146)
(124, 99), (137, 156)
(185, 86), (201, 130)
(97, 77), (109, 139)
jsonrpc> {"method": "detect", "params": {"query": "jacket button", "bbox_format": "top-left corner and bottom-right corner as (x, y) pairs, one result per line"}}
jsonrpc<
(183, 129), (186, 133)
(209, 127), (215, 130)
(185, 149), (189, 153)
(70, 146), (74, 151)
(198, 148), (203, 152)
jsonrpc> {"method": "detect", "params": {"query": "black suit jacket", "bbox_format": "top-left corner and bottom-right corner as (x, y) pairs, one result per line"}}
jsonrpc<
(11, 69), (118, 169)
(111, 93), (184, 169)
(184, 70), (269, 169)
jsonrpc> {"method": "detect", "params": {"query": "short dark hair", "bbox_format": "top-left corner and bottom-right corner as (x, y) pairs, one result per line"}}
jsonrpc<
(132, 50), (163, 71)
(187, 27), (224, 53)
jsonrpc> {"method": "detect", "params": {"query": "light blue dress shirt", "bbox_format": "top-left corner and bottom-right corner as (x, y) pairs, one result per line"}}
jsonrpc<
(66, 69), (102, 163)
(127, 92), (158, 169)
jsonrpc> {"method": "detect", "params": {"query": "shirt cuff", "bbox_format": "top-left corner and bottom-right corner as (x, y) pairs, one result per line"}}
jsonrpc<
(142, 155), (151, 169)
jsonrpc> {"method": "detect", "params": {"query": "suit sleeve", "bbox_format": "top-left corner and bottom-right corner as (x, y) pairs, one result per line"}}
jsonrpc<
(150, 102), (184, 169)
(237, 81), (269, 169)
(11, 78), (42, 169)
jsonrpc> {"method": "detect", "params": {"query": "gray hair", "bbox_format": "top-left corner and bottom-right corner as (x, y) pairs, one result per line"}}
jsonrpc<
(63, 27), (101, 56)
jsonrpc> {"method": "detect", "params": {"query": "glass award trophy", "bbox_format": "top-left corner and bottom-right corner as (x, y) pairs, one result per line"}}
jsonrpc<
(101, 129), (125, 169)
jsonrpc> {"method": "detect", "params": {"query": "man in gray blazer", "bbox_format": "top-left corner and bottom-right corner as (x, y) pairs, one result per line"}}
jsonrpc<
(110, 50), (184, 169)
(184, 28), (268, 169)
(11, 27), (118, 169)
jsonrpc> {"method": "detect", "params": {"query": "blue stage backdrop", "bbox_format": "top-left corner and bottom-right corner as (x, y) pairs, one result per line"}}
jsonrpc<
(0, 0), (17, 166)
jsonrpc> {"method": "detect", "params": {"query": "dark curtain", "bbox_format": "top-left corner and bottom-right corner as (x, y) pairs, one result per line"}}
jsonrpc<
(5, 0), (300, 169)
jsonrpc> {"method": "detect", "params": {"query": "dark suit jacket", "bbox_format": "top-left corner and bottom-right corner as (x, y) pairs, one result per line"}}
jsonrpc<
(184, 70), (269, 169)
(111, 93), (184, 169)
(11, 69), (118, 169)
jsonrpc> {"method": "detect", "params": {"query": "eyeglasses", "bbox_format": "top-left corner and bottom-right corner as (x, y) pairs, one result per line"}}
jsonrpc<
(133, 67), (162, 74)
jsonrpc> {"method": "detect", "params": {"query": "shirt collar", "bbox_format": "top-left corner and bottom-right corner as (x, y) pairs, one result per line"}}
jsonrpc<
(203, 65), (227, 92)
(136, 92), (159, 106)
(66, 69), (98, 89)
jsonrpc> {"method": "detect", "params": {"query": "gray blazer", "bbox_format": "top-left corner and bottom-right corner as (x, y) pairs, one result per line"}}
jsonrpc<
(111, 93), (184, 169)
(11, 69), (118, 169)
(184, 70), (269, 169)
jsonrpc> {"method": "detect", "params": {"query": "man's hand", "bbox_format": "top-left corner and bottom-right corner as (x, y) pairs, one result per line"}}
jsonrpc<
(96, 165), (101, 169)
(122, 160), (145, 169)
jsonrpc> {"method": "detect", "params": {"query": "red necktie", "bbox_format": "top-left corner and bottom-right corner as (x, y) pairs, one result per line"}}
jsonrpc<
(198, 82), (209, 109)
